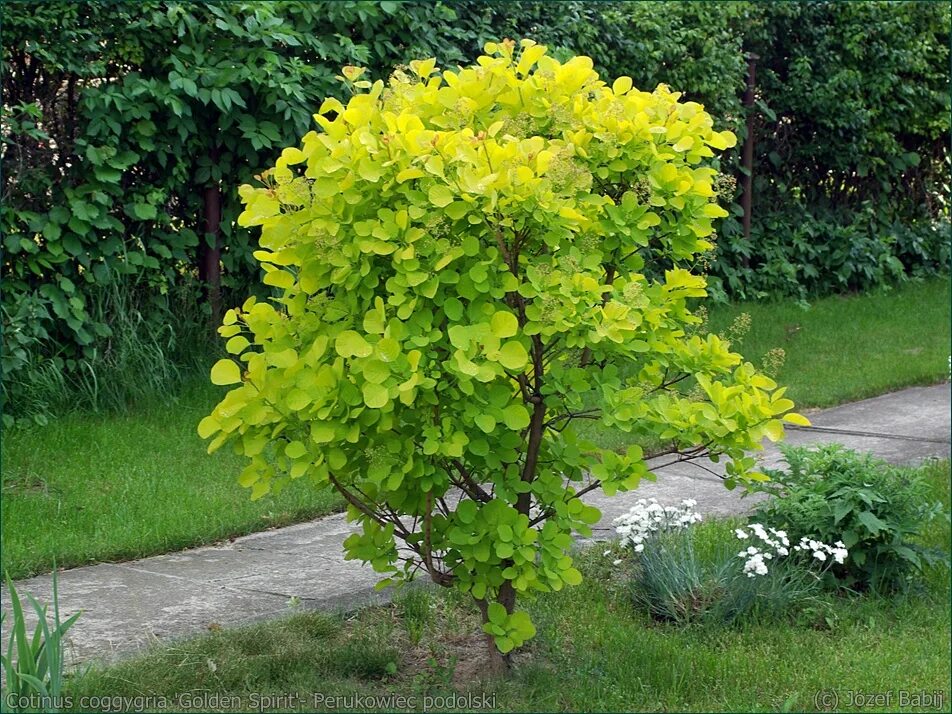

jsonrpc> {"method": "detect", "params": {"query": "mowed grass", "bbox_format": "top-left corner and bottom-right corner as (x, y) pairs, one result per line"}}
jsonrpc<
(66, 461), (950, 712)
(2, 277), (948, 579)
(0, 383), (342, 579)
(706, 276), (951, 408)
(583, 276), (950, 451)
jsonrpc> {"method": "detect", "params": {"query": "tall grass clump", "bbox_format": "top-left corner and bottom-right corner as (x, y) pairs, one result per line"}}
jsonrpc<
(2, 276), (217, 424)
(614, 500), (845, 626)
(627, 521), (827, 626)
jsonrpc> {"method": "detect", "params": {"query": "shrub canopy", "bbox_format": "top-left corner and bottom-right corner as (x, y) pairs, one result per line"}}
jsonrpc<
(200, 40), (806, 655)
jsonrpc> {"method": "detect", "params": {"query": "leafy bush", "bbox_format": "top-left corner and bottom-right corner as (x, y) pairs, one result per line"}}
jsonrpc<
(483, 2), (951, 301)
(200, 40), (805, 669)
(712, 0), (951, 300)
(1, 1), (486, 420)
(752, 445), (949, 592)
(710, 207), (951, 302)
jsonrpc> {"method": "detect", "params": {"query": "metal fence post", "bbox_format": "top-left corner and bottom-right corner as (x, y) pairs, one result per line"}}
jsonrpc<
(741, 52), (759, 244)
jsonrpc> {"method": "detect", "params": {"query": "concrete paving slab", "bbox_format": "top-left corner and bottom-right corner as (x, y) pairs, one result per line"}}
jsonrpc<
(802, 384), (950, 442)
(3, 383), (949, 665)
(5, 563), (291, 662)
(235, 512), (357, 553)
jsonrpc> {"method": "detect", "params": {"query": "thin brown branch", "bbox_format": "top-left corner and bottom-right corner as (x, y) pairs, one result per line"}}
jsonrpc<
(543, 408), (601, 430)
(452, 460), (492, 502)
(529, 478), (602, 526)
(328, 473), (387, 527)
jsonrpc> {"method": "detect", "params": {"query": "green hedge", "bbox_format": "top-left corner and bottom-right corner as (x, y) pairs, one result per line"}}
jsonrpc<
(475, 1), (950, 299)
(2, 1), (949, 418)
(721, 0), (951, 298)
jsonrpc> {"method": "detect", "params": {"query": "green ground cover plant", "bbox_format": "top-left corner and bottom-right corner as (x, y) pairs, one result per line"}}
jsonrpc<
(61, 460), (950, 711)
(2, 277), (947, 580)
(752, 444), (948, 591)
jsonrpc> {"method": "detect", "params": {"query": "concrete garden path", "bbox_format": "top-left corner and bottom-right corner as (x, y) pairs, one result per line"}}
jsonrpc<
(3, 384), (949, 665)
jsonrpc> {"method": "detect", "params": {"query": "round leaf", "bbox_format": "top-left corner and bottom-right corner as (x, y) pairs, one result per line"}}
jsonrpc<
(502, 404), (531, 430)
(362, 382), (389, 408)
(475, 414), (496, 433)
(336, 330), (373, 358)
(210, 359), (241, 385)
(497, 341), (529, 370)
(490, 311), (519, 339)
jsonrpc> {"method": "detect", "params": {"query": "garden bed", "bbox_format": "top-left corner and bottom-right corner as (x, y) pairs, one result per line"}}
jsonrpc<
(63, 461), (950, 712)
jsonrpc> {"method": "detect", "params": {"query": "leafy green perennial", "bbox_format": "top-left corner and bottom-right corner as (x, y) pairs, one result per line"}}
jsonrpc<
(199, 41), (807, 666)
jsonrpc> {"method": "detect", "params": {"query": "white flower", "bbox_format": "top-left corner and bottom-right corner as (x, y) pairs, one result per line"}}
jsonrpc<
(603, 549), (612, 556)
(612, 559), (623, 566)
(736, 526), (850, 578)
(613, 497), (702, 554)
(742, 551), (770, 577)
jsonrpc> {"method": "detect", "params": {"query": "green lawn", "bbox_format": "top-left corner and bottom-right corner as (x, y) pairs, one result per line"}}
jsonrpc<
(706, 277), (951, 408)
(0, 384), (343, 579)
(2, 277), (948, 580)
(65, 461), (951, 712)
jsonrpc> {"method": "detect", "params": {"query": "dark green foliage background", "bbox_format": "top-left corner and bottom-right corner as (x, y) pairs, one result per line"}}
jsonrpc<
(2, 1), (949, 418)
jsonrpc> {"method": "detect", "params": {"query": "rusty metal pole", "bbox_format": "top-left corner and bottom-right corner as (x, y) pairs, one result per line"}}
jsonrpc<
(741, 52), (759, 244)
(200, 144), (223, 326)
(202, 183), (222, 323)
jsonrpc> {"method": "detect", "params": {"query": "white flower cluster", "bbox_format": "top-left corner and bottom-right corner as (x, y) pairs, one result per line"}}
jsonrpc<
(613, 498), (702, 554)
(735, 523), (790, 577)
(793, 536), (848, 564)
(735, 523), (847, 577)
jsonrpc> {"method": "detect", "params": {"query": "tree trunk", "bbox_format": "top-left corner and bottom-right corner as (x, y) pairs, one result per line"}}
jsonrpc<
(199, 176), (223, 327)
(476, 595), (514, 677)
